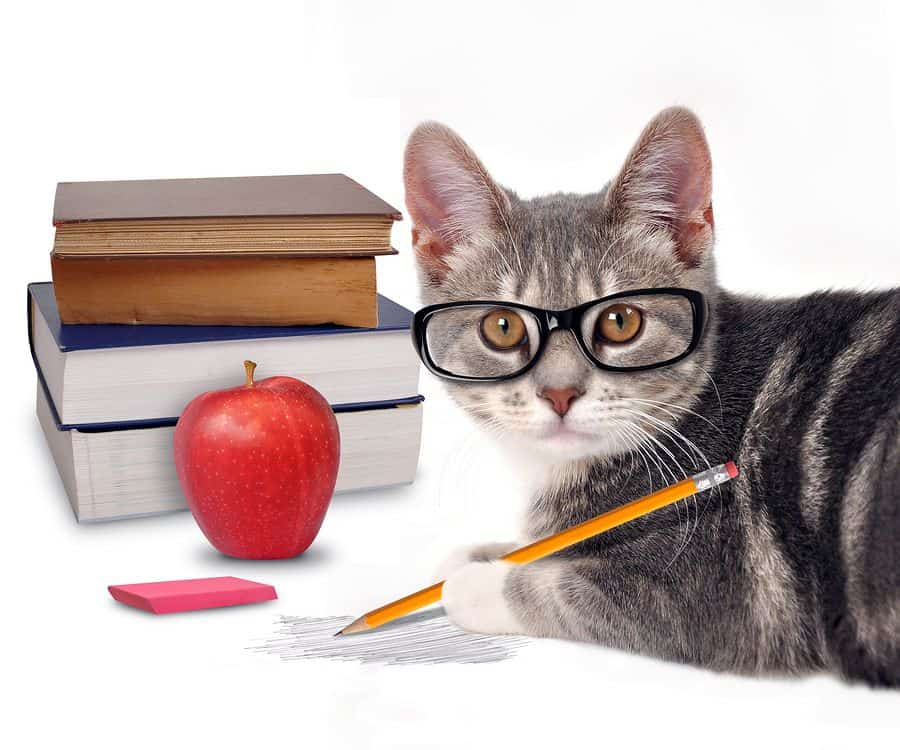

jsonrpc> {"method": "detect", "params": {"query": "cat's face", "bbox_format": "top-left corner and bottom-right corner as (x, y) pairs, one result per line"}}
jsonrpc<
(404, 108), (718, 464)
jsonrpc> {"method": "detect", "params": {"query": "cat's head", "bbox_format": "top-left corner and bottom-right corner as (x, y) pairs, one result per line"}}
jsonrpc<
(403, 107), (718, 464)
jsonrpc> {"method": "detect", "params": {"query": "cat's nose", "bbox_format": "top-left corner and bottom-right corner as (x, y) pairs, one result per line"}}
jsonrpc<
(537, 387), (583, 417)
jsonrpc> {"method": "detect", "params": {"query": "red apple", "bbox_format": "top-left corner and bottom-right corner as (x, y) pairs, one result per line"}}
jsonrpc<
(174, 360), (340, 559)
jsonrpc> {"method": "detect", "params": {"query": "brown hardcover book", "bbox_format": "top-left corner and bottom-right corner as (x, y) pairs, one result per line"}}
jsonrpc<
(50, 174), (401, 326)
(53, 174), (401, 257)
(51, 255), (378, 327)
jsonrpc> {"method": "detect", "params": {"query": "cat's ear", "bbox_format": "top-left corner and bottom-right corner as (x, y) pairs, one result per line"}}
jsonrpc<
(404, 122), (510, 283)
(605, 107), (714, 267)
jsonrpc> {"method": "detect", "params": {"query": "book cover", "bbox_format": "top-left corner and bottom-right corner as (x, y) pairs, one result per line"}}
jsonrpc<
(54, 173), (402, 224)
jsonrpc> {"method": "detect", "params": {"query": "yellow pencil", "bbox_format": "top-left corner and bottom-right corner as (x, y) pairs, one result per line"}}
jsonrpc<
(336, 461), (739, 636)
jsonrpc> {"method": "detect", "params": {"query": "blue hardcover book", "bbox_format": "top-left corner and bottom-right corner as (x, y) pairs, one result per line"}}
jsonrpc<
(28, 282), (421, 429)
(29, 282), (425, 521)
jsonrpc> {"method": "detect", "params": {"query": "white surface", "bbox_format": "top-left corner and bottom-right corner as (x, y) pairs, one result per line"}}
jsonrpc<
(3, 2), (900, 748)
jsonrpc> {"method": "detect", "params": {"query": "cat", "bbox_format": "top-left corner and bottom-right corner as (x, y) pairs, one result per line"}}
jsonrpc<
(402, 107), (900, 687)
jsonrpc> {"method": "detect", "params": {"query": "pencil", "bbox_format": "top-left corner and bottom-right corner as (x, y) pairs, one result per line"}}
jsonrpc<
(336, 461), (739, 636)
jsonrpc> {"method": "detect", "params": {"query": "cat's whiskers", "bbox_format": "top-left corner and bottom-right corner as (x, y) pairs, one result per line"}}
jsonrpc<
(617, 407), (698, 466)
(616, 422), (643, 482)
(617, 413), (689, 479)
(592, 397), (721, 569)
(600, 411), (697, 554)
(620, 418), (697, 555)
(695, 364), (725, 422)
(615, 396), (724, 433)
(609, 405), (717, 564)
(620, 407), (712, 472)
(620, 422), (671, 485)
(627, 420), (698, 559)
(607, 397), (725, 567)
(629, 413), (711, 567)
(607, 417), (655, 495)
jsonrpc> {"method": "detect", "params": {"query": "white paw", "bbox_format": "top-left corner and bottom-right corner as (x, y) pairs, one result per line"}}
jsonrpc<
(442, 561), (524, 635)
(434, 541), (518, 581)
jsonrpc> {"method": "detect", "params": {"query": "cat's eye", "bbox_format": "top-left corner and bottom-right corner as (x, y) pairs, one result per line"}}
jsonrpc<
(595, 303), (643, 344)
(480, 308), (528, 350)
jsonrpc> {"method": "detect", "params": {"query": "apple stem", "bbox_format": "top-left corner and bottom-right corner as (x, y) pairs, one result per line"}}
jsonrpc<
(244, 360), (257, 387)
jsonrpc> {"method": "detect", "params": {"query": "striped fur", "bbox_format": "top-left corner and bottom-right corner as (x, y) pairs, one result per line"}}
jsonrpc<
(404, 108), (900, 686)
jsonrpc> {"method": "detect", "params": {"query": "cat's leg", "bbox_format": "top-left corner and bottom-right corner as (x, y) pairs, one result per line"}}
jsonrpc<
(435, 541), (519, 580)
(442, 559), (528, 635)
(442, 556), (685, 657)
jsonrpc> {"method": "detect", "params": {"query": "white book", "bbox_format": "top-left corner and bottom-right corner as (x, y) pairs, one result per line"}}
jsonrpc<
(29, 283), (420, 427)
(37, 385), (424, 522)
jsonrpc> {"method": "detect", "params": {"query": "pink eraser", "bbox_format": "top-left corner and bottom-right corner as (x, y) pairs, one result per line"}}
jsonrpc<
(108, 576), (277, 614)
(725, 461), (738, 479)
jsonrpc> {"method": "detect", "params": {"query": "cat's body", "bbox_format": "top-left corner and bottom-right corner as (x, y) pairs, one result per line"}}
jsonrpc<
(516, 288), (900, 683)
(403, 109), (900, 686)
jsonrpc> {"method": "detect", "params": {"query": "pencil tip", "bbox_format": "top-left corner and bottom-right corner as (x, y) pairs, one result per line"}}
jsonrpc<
(336, 615), (370, 636)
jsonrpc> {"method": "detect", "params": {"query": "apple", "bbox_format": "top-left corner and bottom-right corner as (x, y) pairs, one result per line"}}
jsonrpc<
(174, 360), (340, 559)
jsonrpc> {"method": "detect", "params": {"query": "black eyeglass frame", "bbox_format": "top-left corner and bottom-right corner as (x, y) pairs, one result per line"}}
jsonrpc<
(411, 287), (707, 382)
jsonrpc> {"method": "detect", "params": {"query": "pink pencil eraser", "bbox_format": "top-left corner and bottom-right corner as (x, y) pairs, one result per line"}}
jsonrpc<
(725, 461), (739, 479)
(108, 576), (277, 614)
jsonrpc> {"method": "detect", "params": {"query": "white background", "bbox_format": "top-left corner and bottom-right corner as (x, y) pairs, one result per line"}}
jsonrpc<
(3, 2), (899, 748)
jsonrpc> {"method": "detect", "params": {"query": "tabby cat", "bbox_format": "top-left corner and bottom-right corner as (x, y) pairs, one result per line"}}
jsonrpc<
(403, 107), (899, 686)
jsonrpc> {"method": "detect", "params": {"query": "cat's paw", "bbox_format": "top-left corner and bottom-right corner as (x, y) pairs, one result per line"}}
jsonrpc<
(435, 541), (518, 581)
(442, 560), (524, 635)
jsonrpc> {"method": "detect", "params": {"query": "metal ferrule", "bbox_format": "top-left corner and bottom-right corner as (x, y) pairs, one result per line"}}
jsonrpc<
(691, 464), (734, 492)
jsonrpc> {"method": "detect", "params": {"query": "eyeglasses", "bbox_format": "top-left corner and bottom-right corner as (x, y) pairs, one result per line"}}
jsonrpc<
(411, 287), (707, 382)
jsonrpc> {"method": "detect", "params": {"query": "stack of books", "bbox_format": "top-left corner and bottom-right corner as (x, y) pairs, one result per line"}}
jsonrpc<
(31, 175), (423, 522)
